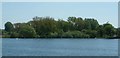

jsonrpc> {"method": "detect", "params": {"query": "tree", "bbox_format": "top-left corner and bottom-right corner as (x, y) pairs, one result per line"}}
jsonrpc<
(19, 25), (37, 38)
(62, 31), (89, 38)
(68, 17), (85, 31)
(103, 22), (115, 38)
(68, 17), (77, 23)
(75, 17), (85, 31)
(57, 19), (70, 32)
(116, 28), (120, 38)
(97, 25), (104, 37)
(3, 16), (117, 38)
(0, 29), (2, 35)
(2, 30), (11, 38)
(30, 16), (57, 37)
(84, 18), (99, 30)
(82, 29), (97, 38)
(10, 32), (19, 38)
(14, 23), (29, 33)
(5, 22), (14, 32)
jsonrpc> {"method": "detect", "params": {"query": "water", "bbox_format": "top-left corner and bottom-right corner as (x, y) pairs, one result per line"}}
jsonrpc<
(0, 38), (2, 57)
(2, 38), (118, 56)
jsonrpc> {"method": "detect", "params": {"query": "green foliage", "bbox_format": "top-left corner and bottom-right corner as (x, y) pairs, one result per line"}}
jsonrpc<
(96, 25), (104, 37)
(82, 29), (97, 38)
(2, 30), (11, 38)
(5, 22), (14, 32)
(84, 18), (99, 30)
(18, 25), (37, 38)
(30, 16), (57, 37)
(2, 16), (118, 39)
(68, 17), (85, 31)
(103, 22), (115, 38)
(62, 31), (89, 38)
(49, 32), (58, 38)
(10, 32), (19, 38)
(57, 20), (70, 32)
(0, 29), (2, 35)
(116, 28), (120, 38)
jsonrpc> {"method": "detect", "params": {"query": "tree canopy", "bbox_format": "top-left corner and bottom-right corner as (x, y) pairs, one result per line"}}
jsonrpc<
(5, 22), (14, 32)
(2, 16), (119, 39)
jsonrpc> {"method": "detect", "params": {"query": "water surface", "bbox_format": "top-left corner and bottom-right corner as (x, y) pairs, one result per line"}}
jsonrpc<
(2, 38), (118, 56)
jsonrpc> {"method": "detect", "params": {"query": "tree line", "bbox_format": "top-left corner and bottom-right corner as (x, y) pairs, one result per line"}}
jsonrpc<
(2, 16), (120, 38)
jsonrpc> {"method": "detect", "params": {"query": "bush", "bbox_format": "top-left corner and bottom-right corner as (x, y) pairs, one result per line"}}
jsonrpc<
(62, 31), (89, 38)
(10, 32), (19, 38)
(19, 25), (37, 38)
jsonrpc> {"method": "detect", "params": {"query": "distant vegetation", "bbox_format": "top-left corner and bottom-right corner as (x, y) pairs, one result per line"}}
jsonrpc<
(2, 16), (120, 38)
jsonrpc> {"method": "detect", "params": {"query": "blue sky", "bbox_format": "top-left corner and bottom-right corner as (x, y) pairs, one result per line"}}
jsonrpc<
(1, 0), (119, 2)
(0, 3), (2, 29)
(2, 2), (118, 29)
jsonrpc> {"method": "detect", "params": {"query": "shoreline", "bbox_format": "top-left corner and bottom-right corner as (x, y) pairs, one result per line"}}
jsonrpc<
(1, 37), (120, 39)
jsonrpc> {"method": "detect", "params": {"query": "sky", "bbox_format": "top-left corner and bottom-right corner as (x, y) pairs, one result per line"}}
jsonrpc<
(0, 3), (2, 29)
(1, 0), (119, 2)
(2, 2), (118, 29)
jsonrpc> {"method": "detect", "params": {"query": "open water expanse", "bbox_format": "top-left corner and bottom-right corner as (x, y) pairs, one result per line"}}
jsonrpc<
(2, 38), (118, 56)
